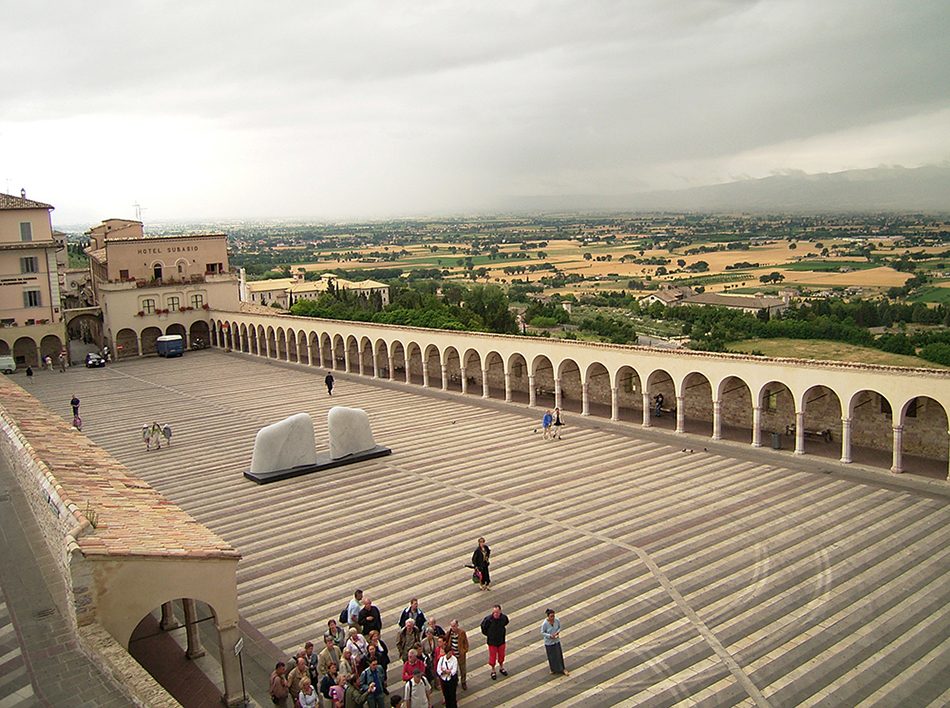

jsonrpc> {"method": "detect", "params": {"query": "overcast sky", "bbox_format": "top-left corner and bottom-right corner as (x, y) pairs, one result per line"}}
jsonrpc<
(2, 0), (948, 224)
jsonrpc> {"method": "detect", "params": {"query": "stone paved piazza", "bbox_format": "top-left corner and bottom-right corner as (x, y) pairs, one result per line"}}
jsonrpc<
(23, 350), (950, 708)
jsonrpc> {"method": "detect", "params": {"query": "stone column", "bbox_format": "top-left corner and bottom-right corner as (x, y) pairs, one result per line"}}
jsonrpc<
(528, 375), (537, 407)
(460, 367), (468, 394)
(611, 387), (619, 421)
(159, 602), (179, 631)
(554, 379), (562, 410)
(358, 352), (365, 376)
(642, 392), (651, 427)
(712, 399), (722, 441)
(183, 598), (205, 660)
(582, 383), (590, 417)
(306, 341), (312, 367)
(752, 406), (762, 447)
(136, 333), (143, 357)
(389, 354), (396, 381)
(422, 365), (430, 388)
(441, 364), (448, 391)
(891, 425), (903, 474)
(840, 416), (852, 463)
(264, 337), (270, 359)
(405, 362), (412, 384)
(795, 410), (806, 455)
(505, 372), (513, 403)
(675, 395), (685, 433)
(216, 621), (245, 707)
(344, 352), (351, 373)
(481, 367), (489, 398)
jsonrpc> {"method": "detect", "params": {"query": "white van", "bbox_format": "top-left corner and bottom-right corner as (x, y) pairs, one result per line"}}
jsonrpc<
(0, 356), (16, 374)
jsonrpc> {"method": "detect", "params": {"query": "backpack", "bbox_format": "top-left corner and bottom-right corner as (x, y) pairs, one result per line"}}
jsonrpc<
(339, 606), (349, 624)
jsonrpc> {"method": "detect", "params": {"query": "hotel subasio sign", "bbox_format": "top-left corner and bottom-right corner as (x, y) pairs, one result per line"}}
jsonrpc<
(136, 245), (202, 255)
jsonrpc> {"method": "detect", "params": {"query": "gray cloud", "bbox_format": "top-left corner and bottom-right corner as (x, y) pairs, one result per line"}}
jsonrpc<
(2, 0), (949, 221)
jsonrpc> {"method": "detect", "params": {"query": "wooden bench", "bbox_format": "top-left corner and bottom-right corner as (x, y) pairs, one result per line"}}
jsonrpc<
(785, 424), (833, 443)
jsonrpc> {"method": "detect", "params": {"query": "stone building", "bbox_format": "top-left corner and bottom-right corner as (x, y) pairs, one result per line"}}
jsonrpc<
(83, 219), (241, 357)
(243, 271), (390, 309)
(0, 192), (68, 366)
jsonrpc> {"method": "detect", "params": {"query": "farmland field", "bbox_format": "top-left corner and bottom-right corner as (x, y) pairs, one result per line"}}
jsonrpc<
(727, 338), (947, 369)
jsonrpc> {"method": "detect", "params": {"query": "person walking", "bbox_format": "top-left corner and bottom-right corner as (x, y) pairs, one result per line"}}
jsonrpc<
(541, 609), (569, 676)
(437, 647), (459, 708)
(25, 365), (33, 383)
(71, 395), (80, 417)
(270, 661), (290, 707)
(471, 537), (491, 590)
(58, 353), (67, 372)
(359, 657), (386, 708)
(325, 371), (335, 395)
(480, 604), (509, 680)
(161, 423), (172, 447)
(541, 409), (553, 440)
(552, 407), (564, 440)
(653, 392), (664, 418)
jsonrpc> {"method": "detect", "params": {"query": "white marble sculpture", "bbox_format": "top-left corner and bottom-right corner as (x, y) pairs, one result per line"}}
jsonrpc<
(328, 406), (376, 459)
(249, 412), (318, 474)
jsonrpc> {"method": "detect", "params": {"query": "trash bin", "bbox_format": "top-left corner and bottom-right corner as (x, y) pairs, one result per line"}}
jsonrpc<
(771, 432), (781, 449)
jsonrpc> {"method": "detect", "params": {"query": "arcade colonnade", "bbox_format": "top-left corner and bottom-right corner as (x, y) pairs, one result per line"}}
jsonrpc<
(210, 311), (950, 479)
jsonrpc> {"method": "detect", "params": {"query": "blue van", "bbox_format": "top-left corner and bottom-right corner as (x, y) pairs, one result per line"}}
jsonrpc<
(156, 335), (184, 357)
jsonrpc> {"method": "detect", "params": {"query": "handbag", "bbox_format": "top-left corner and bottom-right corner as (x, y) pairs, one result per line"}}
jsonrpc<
(471, 568), (482, 584)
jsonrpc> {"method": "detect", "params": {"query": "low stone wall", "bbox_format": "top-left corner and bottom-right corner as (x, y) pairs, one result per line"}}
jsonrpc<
(0, 383), (182, 708)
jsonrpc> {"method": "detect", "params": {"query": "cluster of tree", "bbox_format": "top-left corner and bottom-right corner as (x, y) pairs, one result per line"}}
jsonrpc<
(725, 261), (759, 270)
(289, 281), (518, 334)
(523, 300), (571, 328)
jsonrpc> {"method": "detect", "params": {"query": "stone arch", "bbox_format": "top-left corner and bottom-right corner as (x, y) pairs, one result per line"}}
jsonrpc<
(359, 336), (374, 376)
(320, 333), (332, 368)
(900, 396), (949, 476)
(801, 385), (842, 458)
(557, 358), (582, 413)
(12, 336), (38, 367)
(0, 338), (10, 355)
(848, 389), (894, 471)
(444, 347), (462, 391)
(115, 328), (139, 358)
(275, 327), (287, 360)
(166, 322), (187, 342)
(345, 335), (359, 373)
(286, 328), (298, 363)
(582, 362), (611, 419)
(39, 334), (64, 363)
(391, 341), (407, 382)
(140, 326), (162, 356)
(264, 327), (276, 359)
(717, 376), (753, 444)
(376, 340), (390, 379)
(757, 380), (794, 443)
(248, 325), (259, 356)
(406, 342), (423, 384)
(485, 351), (506, 399)
(532, 355), (555, 407)
(646, 369), (676, 429)
(191, 321), (211, 348)
(333, 335), (346, 370)
(681, 371), (713, 436)
(615, 365), (643, 423)
(463, 348), (482, 396)
(66, 312), (103, 349)
(307, 331), (318, 366)
(424, 344), (442, 388)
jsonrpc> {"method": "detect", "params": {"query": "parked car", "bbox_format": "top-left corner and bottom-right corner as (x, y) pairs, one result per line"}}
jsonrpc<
(85, 353), (106, 368)
(0, 355), (15, 374)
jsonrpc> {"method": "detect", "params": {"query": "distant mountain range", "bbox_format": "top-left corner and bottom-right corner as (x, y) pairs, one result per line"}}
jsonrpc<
(501, 164), (950, 214)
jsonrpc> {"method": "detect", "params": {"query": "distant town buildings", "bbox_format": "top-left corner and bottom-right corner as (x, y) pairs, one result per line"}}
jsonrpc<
(242, 271), (390, 309)
(639, 285), (788, 316)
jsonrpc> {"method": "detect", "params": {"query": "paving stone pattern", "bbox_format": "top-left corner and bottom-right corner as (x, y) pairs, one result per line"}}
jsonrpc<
(21, 351), (950, 708)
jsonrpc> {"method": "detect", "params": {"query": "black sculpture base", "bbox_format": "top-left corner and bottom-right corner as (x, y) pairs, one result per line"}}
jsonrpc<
(244, 445), (392, 484)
